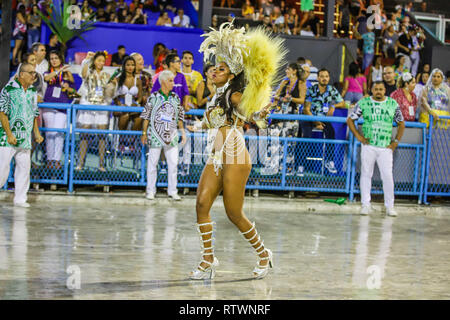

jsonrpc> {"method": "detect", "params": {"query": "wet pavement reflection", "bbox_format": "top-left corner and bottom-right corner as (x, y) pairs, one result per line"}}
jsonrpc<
(0, 202), (449, 299)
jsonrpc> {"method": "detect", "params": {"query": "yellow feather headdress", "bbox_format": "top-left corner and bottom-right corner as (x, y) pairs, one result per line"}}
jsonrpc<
(199, 22), (287, 118)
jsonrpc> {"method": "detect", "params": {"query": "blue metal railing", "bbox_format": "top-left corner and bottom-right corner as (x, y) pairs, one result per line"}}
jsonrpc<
(2, 102), (446, 203)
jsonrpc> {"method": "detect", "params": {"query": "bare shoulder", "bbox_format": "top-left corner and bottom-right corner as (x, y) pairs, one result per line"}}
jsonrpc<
(231, 91), (242, 106)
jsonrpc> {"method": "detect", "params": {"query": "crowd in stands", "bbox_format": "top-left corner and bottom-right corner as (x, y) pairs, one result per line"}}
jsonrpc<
(6, 0), (450, 186)
(11, 0), (194, 65)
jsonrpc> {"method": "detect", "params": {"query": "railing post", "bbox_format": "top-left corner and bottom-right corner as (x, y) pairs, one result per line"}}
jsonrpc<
(68, 105), (77, 193)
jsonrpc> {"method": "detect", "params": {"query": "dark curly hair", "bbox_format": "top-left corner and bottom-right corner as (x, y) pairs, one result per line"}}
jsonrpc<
(215, 70), (246, 122)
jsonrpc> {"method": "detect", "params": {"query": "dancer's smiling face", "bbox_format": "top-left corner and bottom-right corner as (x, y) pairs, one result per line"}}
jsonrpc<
(212, 62), (235, 87)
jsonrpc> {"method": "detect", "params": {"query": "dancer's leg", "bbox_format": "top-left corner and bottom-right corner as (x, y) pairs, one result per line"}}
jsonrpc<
(222, 148), (270, 272)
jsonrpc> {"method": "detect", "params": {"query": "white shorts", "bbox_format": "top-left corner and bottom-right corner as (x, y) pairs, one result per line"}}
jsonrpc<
(77, 110), (110, 127)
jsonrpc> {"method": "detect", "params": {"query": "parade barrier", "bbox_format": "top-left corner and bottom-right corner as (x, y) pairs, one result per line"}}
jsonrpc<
(3, 103), (445, 203)
(423, 115), (450, 204)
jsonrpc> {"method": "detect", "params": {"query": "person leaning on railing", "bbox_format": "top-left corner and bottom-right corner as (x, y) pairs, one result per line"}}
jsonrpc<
(42, 50), (76, 171)
(419, 68), (450, 126)
(390, 72), (417, 122)
(301, 68), (346, 175)
(76, 51), (112, 172)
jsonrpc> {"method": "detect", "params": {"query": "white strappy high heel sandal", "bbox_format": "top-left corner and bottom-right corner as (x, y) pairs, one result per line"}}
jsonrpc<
(190, 222), (220, 280)
(240, 222), (273, 279)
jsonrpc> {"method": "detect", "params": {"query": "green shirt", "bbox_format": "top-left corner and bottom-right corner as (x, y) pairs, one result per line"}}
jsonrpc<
(0, 79), (39, 149)
(140, 90), (185, 148)
(350, 96), (404, 148)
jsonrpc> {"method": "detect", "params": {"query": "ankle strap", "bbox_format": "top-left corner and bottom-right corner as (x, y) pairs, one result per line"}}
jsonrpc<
(240, 222), (255, 236)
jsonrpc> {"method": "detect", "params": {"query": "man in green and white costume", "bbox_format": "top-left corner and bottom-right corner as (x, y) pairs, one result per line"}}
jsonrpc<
(0, 63), (44, 208)
(347, 81), (405, 217)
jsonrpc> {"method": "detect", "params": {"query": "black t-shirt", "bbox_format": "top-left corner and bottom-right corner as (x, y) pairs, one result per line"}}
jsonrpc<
(398, 34), (412, 55)
(111, 53), (128, 66)
(384, 81), (397, 97)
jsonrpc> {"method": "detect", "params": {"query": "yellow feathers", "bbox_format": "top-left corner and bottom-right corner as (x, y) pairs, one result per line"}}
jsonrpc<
(240, 27), (287, 118)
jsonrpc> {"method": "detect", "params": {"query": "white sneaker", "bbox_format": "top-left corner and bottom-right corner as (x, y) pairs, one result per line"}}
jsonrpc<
(145, 192), (155, 200)
(325, 161), (337, 174)
(169, 194), (181, 201)
(14, 202), (30, 208)
(360, 205), (372, 216)
(386, 207), (398, 217)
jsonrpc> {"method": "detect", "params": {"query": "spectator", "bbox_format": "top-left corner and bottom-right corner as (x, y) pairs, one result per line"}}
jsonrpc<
(419, 68), (450, 124)
(118, 8), (132, 23)
(383, 66), (397, 96)
(109, 11), (119, 23)
(410, 26), (425, 77)
(271, 6), (285, 33)
(130, 52), (153, 107)
(396, 25), (414, 70)
(140, 70), (186, 201)
(242, 0), (255, 20)
(341, 62), (367, 105)
(112, 56), (143, 137)
(0, 63), (44, 208)
(416, 64), (431, 86)
(368, 55), (383, 89)
(153, 42), (168, 73)
(129, 0), (142, 14)
(446, 71), (450, 88)
(285, 7), (299, 35)
(269, 63), (307, 176)
(42, 50), (75, 172)
(259, 0), (274, 19)
(131, 7), (147, 25)
(18, 52), (45, 101)
(393, 5), (403, 24)
(27, 4), (41, 51)
(304, 12), (321, 37)
(157, 0), (175, 13)
(337, 0), (351, 38)
(420, 2), (427, 13)
(156, 11), (173, 27)
(404, 1), (413, 13)
(305, 59), (318, 86)
(196, 64), (215, 109)
(302, 68), (346, 175)
(346, 81), (405, 217)
(46, 34), (64, 60)
(390, 72), (417, 122)
(12, 4), (27, 66)
(261, 15), (273, 32)
(173, 8), (190, 28)
(76, 51), (111, 172)
(387, 12), (399, 33)
(298, 0), (314, 32)
(117, 0), (128, 11)
(111, 45), (127, 67)
(81, 0), (94, 19)
(181, 51), (203, 109)
(394, 55), (410, 80)
(354, 24), (375, 72)
(383, 22), (398, 59)
(414, 71), (429, 113)
(31, 42), (48, 78)
(95, 7), (108, 22)
(152, 53), (189, 111)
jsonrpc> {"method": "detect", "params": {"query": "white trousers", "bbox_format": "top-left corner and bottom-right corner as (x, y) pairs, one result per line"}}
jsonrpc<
(42, 109), (67, 161)
(360, 144), (395, 209)
(0, 147), (31, 204)
(146, 145), (178, 196)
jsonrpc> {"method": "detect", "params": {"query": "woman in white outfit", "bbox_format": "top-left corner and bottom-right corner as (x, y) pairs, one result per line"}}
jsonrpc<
(76, 51), (111, 172)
